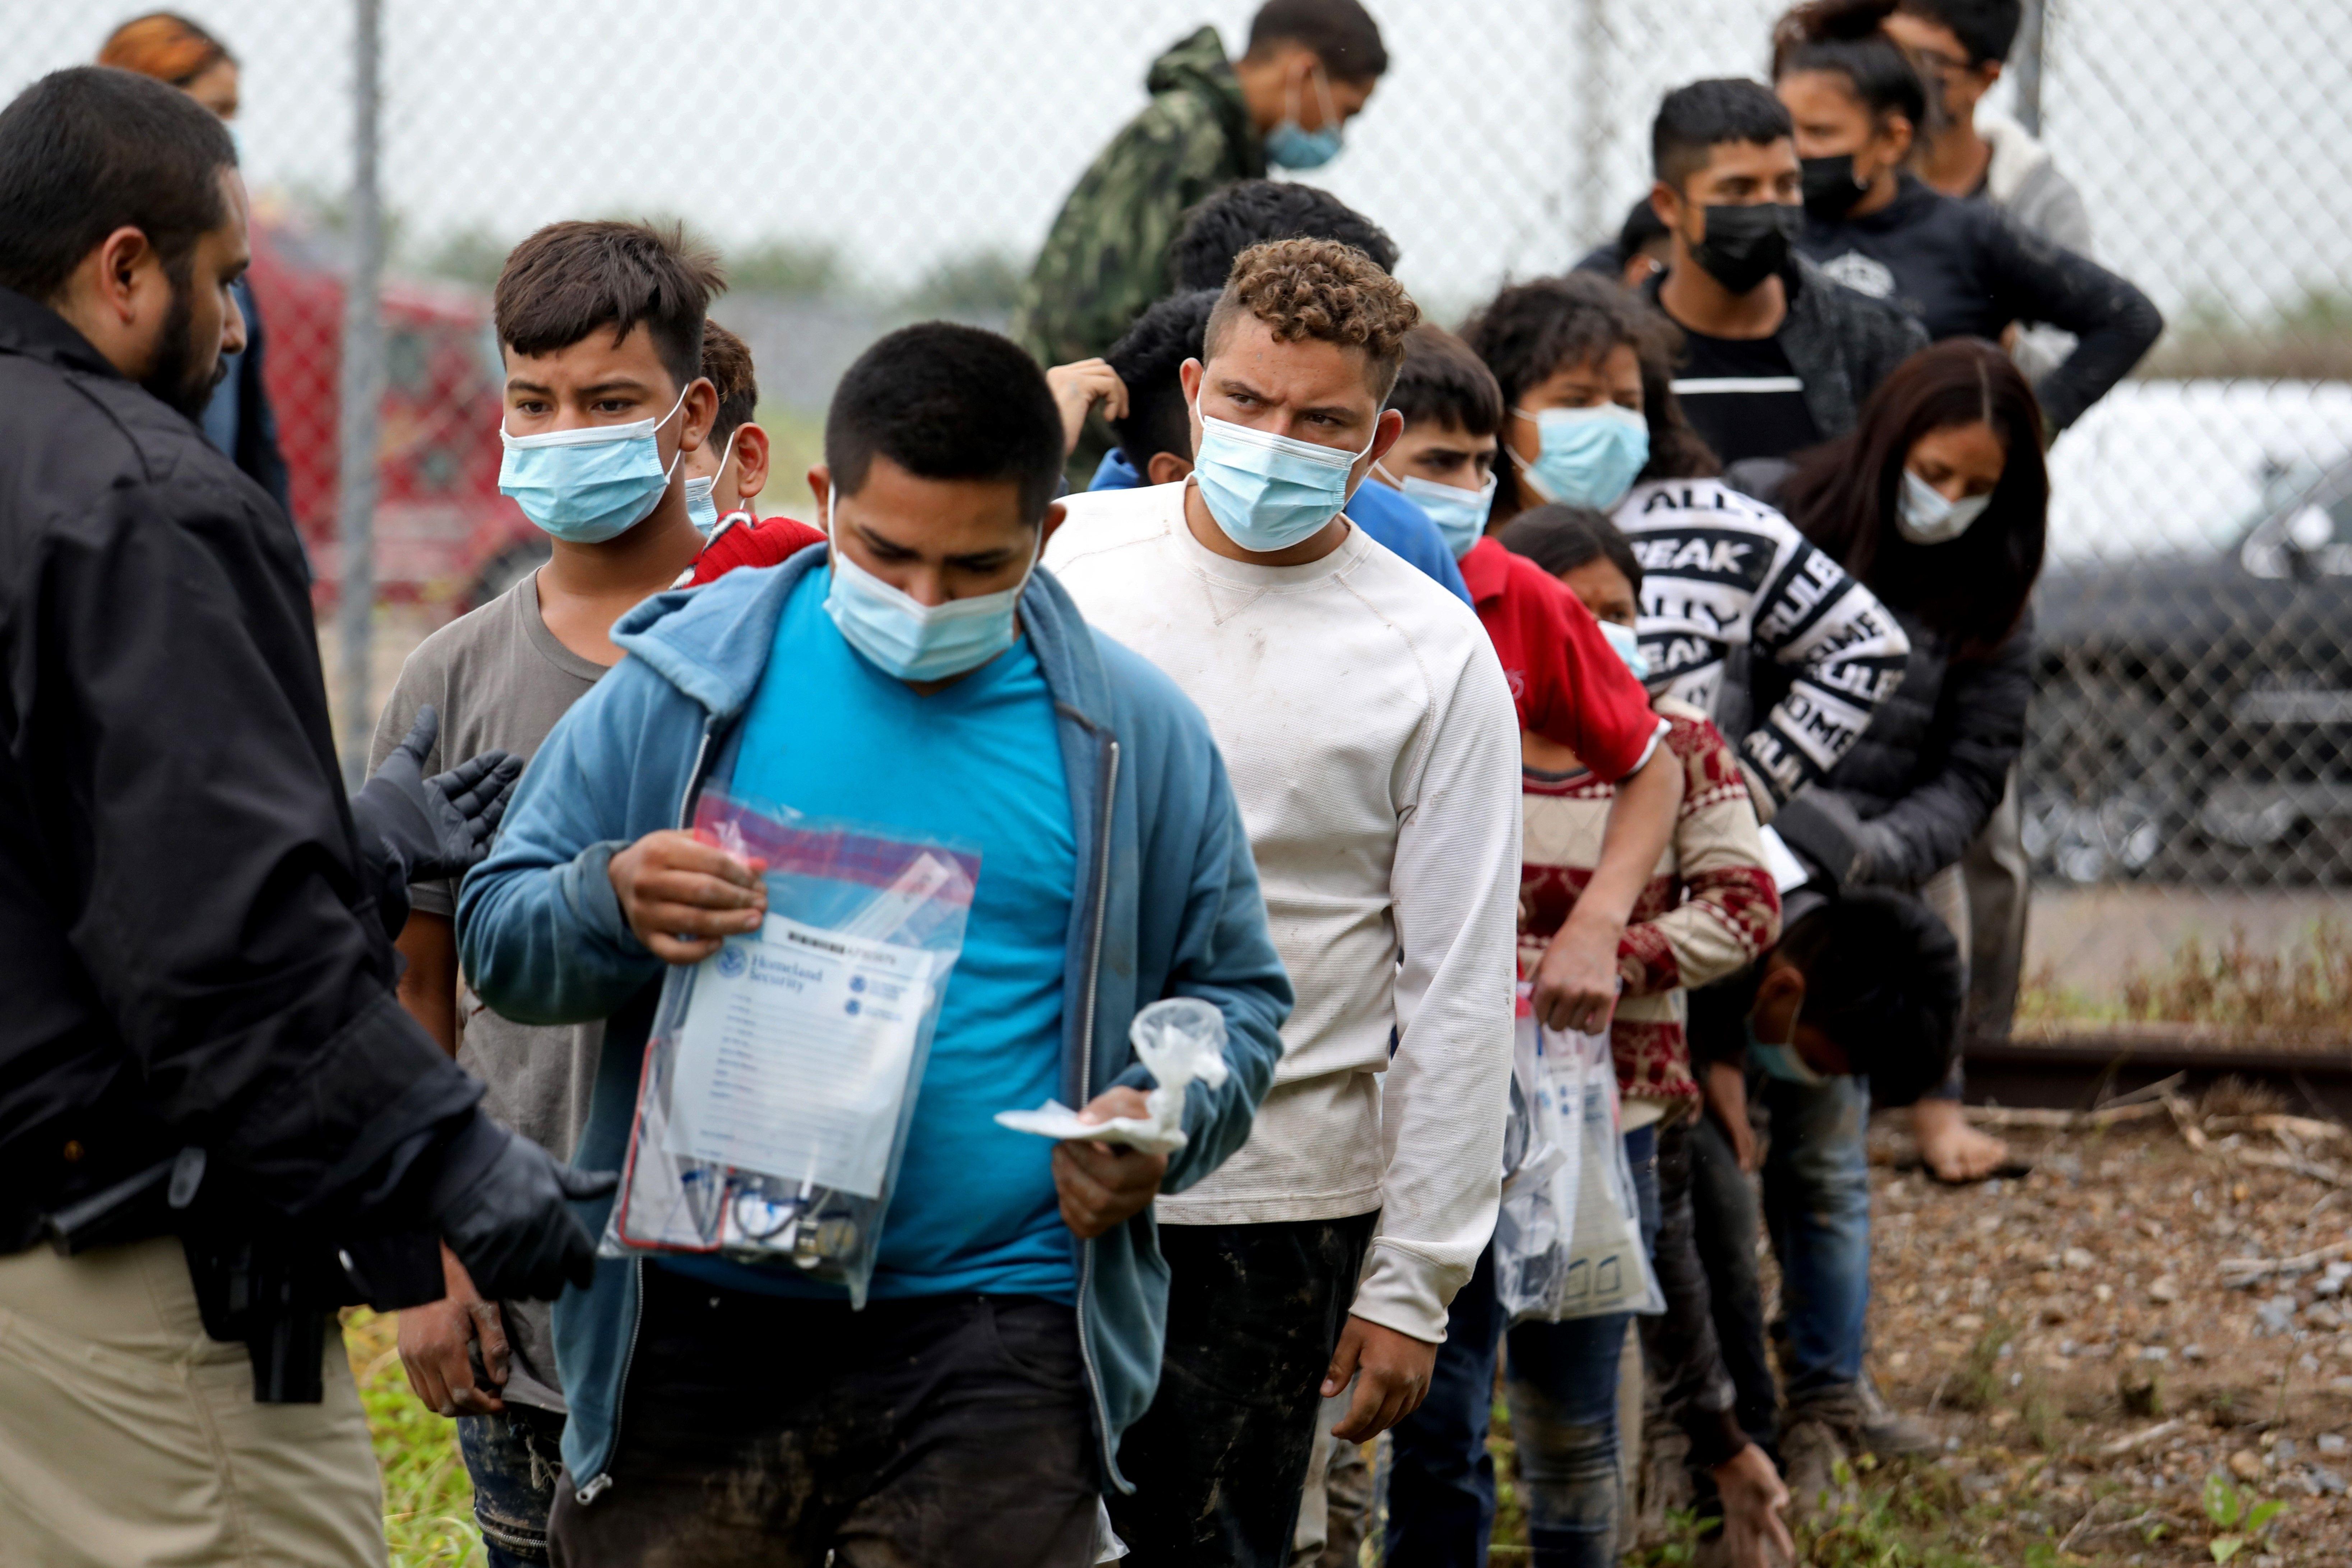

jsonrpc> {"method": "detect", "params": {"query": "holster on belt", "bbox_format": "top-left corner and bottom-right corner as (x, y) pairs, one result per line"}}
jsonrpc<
(42, 1146), (444, 1402)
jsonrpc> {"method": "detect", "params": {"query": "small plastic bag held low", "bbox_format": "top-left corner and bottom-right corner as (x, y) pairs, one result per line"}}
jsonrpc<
(994, 996), (1229, 1154)
(1494, 987), (1664, 1323)
(603, 792), (977, 1306)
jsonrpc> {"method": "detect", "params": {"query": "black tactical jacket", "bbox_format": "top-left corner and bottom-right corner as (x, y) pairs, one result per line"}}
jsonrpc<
(0, 287), (479, 1254)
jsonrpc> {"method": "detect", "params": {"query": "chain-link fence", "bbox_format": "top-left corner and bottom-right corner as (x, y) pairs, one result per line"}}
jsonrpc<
(7, 0), (2348, 1036)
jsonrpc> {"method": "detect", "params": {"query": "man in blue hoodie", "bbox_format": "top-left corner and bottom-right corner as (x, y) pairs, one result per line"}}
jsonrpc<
(458, 323), (1291, 1566)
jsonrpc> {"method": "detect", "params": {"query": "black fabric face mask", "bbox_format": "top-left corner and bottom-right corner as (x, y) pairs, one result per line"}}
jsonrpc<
(1800, 153), (1870, 220)
(1690, 202), (1802, 295)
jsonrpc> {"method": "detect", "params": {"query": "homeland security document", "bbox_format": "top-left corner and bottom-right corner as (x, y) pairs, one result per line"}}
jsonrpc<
(665, 912), (942, 1199)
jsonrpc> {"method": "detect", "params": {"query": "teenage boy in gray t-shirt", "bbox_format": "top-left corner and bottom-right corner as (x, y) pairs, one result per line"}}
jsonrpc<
(375, 221), (742, 1568)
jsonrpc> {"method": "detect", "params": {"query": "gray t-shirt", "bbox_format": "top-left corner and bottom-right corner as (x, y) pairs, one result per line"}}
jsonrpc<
(369, 572), (608, 1412)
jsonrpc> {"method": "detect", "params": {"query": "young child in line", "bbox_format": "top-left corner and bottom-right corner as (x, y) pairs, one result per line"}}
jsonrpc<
(1494, 506), (1793, 1568)
(675, 320), (824, 585)
(1366, 496), (1791, 1568)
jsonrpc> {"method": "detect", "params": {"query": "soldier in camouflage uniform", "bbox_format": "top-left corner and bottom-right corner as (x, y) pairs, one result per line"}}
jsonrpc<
(1015, 2), (1388, 480)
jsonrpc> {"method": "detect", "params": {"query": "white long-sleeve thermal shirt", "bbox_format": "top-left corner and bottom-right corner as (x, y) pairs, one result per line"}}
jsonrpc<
(1045, 482), (1523, 1345)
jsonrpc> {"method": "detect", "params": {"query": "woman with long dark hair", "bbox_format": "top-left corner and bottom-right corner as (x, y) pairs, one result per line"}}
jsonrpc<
(1459, 274), (1910, 825)
(1776, 338), (2045, 662)
(1771, 0), (2159, 433)
(1734, 336), (2043, 1496)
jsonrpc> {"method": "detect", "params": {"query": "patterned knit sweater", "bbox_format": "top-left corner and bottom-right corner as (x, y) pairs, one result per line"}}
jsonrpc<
(1517, 698), (1782, 1104)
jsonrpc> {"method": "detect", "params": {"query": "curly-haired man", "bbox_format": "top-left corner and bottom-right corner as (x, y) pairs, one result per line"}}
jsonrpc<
(1046, 238), (1519, 1564)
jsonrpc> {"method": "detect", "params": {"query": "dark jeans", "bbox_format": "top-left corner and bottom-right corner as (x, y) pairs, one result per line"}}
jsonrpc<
(1760, 1073), (1872, 1401)
(459, 1403), (568, 1567)
(547, 1266), (1097, 1568)
(1383, 1127), (1658, 1568)
(1686, 1112), (1777, 1453)
(1110, 1212), (1379, 1568)
(1382, 1243), (1505, 1567)
(1505, 1123), (1659, 1568)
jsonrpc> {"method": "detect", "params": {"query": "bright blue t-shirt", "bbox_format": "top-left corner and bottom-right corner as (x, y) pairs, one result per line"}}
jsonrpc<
(1090, 447), (1474, 607)
(665, 568), (1078, 1303)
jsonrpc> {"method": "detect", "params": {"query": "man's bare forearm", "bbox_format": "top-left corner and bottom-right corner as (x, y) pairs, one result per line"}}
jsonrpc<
(395, 911), (460, 1056)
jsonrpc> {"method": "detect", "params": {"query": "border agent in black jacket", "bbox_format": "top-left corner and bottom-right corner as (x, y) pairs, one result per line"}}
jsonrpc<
(0, 65), (604, 1446)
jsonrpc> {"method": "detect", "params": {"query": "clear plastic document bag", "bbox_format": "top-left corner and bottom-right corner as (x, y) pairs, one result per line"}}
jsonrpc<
(604, 791), (978, 1306)
(1495, 990), (1664, 1323)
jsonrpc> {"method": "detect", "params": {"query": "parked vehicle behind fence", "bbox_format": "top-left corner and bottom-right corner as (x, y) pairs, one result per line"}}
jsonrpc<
(2029, 385), (2352, 886)
(252, 211), (545, 619)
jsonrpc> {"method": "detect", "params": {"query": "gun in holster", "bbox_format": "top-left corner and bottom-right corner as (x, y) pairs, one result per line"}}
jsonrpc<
(42, 1146), (443, 1402)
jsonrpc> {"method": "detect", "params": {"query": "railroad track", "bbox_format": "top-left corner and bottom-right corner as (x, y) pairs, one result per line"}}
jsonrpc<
(1968, 1028), (2352, 1119)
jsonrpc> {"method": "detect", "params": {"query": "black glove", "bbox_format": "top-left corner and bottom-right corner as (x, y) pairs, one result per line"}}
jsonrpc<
(352, 705), (525, 887)
(425, 1114), (617, 1302)
(1770, 787), (1900, 888)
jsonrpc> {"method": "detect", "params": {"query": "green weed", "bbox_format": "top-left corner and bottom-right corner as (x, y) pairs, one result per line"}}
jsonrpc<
(1949, 1318), (2018, 1413)
(344, 1309), (483, 1568)
(1624, 1508), (1711, 1566)
(2201, 1471), (2287, 1563)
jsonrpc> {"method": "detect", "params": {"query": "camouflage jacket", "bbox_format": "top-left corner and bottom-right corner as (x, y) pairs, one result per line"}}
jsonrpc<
(1015, 26), (1265, 372)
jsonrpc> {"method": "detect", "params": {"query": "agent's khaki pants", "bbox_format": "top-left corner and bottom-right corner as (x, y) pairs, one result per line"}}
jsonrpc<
(0, 1236), (386, 1568)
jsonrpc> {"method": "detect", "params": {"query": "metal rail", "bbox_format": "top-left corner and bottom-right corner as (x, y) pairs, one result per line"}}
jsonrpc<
(1967, 1032), (2352, 1119)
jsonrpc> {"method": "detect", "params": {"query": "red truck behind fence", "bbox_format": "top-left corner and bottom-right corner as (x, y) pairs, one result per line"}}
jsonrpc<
(253, 217), (546, 618)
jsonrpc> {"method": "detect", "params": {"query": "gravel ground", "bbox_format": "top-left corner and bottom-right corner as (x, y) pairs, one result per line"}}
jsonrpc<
(1853, 1092), (2352, 1565)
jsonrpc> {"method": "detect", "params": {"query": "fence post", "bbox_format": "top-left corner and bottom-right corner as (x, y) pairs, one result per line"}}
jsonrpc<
(1578, 0), (1610, 250)
(337, 0), (383, 787)
(2011, 0), (2046, 137)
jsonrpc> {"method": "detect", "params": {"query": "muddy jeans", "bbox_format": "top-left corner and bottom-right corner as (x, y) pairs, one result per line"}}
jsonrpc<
(1108, 1212), (1379, 1568)
(547, 1267), (1097, 1568)
(459, 1404), (567, 1566)
(1380, 1129), (1659, 1568)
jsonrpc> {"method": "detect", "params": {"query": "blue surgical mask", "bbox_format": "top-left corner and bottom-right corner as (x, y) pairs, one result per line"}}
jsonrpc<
(1895, 466), (1992, 546)
(1385, 466), (1496, 559)
(1192, 396), (1375, 554)
(821, 491), (1036, 682)
(684, 427), (742, 539)
(1746, 1019), (1826, 1085)
(1265, 68), (1345, 170)
(499, 386), (687, 544)
(1599, 618), (1651, 683)
(1511, 404), (1650, 510)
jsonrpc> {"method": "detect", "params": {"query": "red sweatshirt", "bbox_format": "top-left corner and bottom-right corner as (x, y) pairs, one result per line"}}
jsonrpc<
(676, 511), (827, 588)
(1457, 536), (1663, 782)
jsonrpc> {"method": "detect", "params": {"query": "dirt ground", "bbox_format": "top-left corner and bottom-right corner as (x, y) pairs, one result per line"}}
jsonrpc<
(1842, 1092), (2352, 1566)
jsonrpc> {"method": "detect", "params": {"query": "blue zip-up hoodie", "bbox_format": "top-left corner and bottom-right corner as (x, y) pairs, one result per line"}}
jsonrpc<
(456, 546), (1291, 1499)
